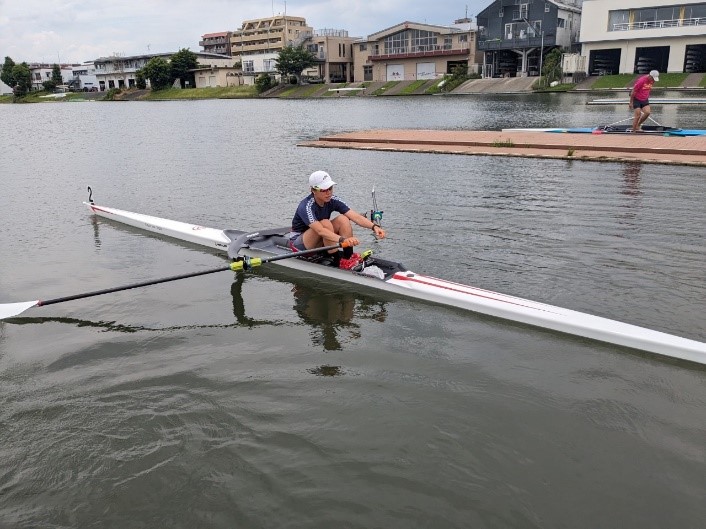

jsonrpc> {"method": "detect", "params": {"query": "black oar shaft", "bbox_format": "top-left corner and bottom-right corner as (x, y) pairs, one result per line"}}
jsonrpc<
(38, 266), (232, 307)
(37, 242), (346, 307)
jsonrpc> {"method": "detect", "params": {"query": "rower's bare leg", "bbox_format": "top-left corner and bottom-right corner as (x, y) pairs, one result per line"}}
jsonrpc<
(637, 104), (651, 129)
(331, 215), (353, 238)
(302, 219), (339, 253)
(631, 108), (642, 132)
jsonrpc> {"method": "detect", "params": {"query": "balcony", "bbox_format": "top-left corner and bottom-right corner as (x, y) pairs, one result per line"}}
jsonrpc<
(369, 45), (469, 61)
(611, 17), (705, 31)
(478, 35), (556, 51)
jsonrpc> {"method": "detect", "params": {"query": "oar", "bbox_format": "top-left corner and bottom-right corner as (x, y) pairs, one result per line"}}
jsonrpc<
(0, 242), (350, 320)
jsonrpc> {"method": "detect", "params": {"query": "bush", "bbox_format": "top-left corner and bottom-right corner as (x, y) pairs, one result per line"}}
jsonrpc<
(255, 73), (275, 93)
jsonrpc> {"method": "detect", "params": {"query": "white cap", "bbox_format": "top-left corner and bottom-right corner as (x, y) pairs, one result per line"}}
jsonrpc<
(649, 70), (659, 81)
(309, 170), (336, 190)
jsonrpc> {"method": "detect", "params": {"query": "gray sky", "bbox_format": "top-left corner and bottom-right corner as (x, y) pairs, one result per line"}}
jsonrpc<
(0, 0), (485, 64)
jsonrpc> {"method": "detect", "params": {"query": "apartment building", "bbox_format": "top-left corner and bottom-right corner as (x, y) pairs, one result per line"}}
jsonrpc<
(477, 0), (582, 78)
(230, 15), (313, 79)
(303, 29), (358, 82)
(580, 0), (706, 74)
(94, 52), (233, 90)
(352, 19), (481, 82)
(200, 32), (233, 56)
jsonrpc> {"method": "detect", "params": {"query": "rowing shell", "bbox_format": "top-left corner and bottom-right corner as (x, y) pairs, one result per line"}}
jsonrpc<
(84, 202), (706, 365)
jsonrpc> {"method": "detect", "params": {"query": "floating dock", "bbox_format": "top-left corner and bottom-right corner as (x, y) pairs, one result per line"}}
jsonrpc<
(300, 129), (706, 166)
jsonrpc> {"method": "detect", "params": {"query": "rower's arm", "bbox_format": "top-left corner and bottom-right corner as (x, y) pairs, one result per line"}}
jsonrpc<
(345, 210), (386, 239)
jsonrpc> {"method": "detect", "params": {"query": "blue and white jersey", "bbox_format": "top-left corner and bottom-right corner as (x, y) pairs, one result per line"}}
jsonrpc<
(291, 194), (351, 233)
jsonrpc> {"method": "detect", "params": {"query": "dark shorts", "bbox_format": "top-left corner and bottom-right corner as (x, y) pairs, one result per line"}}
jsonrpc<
(288, 232), (306, 251)
(633, 98), (650, 109)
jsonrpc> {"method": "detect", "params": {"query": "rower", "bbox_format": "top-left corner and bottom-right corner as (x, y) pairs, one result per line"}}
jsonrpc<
(289, 170), (386, 269)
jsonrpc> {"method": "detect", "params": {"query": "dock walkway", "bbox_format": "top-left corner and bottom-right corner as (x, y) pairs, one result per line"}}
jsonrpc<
(300, 129), (706, 167)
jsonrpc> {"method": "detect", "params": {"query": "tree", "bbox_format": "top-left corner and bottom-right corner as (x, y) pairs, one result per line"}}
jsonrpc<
(1, 56), (16, 87)
(51, 64), (63, 85)
(275, 45), (316, 84)
(139, 57), (171, 90)
(542, 48), (563, 85)
(11, 63), (31, 97)
(169, 48), (198, 88)
(135, 70), (147, 90)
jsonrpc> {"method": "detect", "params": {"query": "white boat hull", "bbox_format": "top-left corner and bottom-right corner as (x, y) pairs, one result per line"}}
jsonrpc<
(85, 202), (706, 365)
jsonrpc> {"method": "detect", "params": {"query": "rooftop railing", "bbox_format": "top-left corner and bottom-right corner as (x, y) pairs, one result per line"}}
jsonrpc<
(611, 17), (705, 31)
(369, 44), (469, 60)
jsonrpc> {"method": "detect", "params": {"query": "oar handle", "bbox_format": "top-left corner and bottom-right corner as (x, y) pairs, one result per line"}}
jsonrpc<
(230, 241), (348, 271)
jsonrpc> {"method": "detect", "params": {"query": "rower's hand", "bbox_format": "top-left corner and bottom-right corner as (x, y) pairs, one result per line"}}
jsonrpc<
(372, 225), (386, 239)
(340, 237), (359, 248)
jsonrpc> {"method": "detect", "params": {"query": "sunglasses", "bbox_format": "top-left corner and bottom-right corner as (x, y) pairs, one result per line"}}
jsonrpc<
(313, 186), (333, 192)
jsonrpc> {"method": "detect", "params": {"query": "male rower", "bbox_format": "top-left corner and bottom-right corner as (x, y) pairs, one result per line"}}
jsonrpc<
(629, 70), (659, 133)
(290, 170), (386, 270)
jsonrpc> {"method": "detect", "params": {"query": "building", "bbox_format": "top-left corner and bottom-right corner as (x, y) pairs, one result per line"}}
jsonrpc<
(94, 52), (233, 91)
(200, 32), (233, 56)
(580, 0), (706, 75)
(28, 63), (79, 91)
(230, 15), (313, 80)
(477, 0), (582, 77)
(303, 29), (358, 82)
(71, 62), (99, 91)
(352, 19), (481, 82)
(193, 66), (247, 88)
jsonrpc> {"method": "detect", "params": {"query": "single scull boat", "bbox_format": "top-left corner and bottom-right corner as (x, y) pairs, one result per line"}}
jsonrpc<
(81, 201), (706, 365)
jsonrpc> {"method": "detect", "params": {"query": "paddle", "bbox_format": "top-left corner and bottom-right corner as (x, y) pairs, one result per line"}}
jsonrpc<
(0, 241), (351, 320)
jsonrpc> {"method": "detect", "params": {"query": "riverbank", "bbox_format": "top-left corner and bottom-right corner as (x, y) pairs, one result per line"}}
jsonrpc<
(3, 72), (705, 104)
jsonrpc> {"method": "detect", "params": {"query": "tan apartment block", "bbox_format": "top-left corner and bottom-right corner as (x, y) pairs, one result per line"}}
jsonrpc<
(200, 32), (233, 56)
(230, 15), (313, 78)
(303, 29), (358, 82)
(353, 19), (481, 82)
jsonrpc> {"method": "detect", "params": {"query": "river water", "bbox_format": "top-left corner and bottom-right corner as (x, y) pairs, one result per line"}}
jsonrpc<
(1, 93), (705, 528)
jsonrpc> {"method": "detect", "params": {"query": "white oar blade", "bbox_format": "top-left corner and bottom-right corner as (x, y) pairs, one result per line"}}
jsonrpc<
(0, 301), (39, 320)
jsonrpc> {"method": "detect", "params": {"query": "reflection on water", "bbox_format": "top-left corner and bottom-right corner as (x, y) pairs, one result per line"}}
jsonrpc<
(621, 162), (643, 198)
(230, 269), (387, 352)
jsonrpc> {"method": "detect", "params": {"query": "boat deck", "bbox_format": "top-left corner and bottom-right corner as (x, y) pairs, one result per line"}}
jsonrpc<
(300, 129), (706, 167)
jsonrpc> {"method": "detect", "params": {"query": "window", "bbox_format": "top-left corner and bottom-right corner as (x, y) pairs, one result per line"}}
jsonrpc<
(519, 3), (528, 19)
(459, 34), (468, 43)
(384, 30), (408, 54)
(359, 43), (367, 51)
(557, 17), (566, 28)
(243, 60), (254, 73)
(363, 65), (373, 81)
(608, 9), (629, 30)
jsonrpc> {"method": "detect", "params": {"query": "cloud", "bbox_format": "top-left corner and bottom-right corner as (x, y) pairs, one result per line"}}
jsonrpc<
(0, 0), (484, 63)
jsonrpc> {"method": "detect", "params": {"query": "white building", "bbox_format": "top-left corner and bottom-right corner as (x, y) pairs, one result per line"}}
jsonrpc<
(71, 62), (99, 91)
(94, 52), (234, 90)
(28, 64), (79, 91)
(580, 0), (706, 74)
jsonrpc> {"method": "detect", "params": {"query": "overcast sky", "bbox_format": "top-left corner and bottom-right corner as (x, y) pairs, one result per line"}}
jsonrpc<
(0, 0), (486, 64)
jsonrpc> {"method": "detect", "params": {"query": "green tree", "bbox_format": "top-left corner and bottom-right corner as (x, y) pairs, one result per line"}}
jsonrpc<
(140, 57), (171, 90)
(135, 70), (147, 90)
(274, 45), (316, 84)
(541, 48), (563, 85)
(42, 79), (58, 92)
(11, 63), (31, 97)
(1, 56), (16, 87)
(169, 48), (198, 88)
(51, 64), (63, 85)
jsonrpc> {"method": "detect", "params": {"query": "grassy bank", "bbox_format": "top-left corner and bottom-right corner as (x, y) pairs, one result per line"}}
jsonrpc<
(144, 86), (257, 100)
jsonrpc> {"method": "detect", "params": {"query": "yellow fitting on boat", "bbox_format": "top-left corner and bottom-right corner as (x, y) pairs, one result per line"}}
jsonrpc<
(361, 249), (373, 260)
(230, 261), (244, 271)
(250, 258), (262, 267)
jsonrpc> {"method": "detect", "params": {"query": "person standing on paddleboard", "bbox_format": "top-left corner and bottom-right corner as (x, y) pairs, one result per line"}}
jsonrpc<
(289, 170), (386, 270)
(629, 70), (659, 132)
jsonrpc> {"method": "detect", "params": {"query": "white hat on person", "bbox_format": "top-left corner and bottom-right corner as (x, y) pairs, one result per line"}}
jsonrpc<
(649, 70), (659, 81)
(309, 170), (336, 190)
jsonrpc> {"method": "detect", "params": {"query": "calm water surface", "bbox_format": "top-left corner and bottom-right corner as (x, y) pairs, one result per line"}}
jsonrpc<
(1, 94), (705, 528)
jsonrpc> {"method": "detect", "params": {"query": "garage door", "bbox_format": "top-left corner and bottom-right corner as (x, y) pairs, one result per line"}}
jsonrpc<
(416, 63), (436, 79)
(386, 64), (404, 81)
